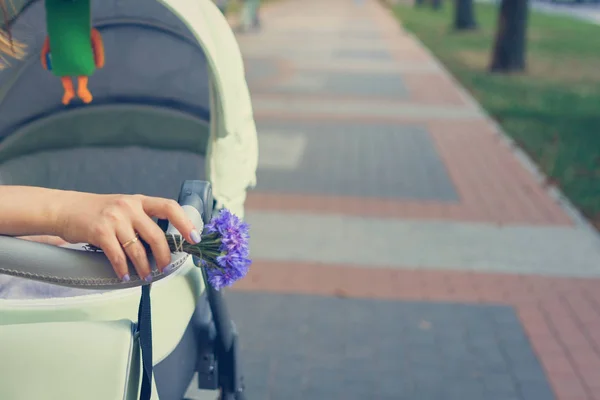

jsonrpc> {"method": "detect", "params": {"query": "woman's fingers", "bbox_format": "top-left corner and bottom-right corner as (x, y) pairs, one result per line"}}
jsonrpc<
(141, 197), (201, 244)
(134, 213), (172, 271)
(94, 229), (130, 281)
(117, 227), (152, 282)
(84, 194), (202, 281)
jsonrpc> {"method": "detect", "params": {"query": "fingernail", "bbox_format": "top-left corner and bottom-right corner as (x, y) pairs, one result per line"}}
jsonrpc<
(163, 263), (176, 275)
(121, 274), (130, 283)
(144, 274), (153, 283)
(190, 229), (201, 244)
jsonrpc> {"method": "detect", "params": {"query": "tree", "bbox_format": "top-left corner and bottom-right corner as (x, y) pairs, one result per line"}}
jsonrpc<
(489, 0), (529, 72)
(454, 0), (477, 30)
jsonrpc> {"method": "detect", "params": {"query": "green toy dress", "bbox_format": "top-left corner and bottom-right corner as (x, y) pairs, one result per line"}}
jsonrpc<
(45, 0), (96, 77)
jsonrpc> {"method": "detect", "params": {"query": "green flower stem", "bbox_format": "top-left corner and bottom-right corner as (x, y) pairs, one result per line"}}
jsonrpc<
(200, 240), (220, 246)
(201, 250), (221, 258)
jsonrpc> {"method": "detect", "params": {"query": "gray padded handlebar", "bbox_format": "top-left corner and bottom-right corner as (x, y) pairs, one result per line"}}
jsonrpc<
(0, 181), (210, 290)
(0, 235), (189, 289)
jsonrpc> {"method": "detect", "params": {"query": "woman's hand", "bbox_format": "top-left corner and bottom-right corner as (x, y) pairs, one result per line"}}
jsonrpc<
(54, 193), (201, 282)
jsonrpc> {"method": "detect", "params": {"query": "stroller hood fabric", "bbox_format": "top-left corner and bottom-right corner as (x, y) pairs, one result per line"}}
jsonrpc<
(0, 0), (258, 218)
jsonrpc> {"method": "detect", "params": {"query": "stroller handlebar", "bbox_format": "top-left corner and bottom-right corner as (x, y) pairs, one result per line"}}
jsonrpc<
(0, 234), (189, 290)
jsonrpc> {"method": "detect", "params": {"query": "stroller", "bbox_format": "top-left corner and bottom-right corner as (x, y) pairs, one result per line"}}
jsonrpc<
(0, 0), (258, 399)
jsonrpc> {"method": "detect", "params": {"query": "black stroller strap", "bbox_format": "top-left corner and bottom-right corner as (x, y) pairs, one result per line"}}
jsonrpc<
(137, 284), (153, 400)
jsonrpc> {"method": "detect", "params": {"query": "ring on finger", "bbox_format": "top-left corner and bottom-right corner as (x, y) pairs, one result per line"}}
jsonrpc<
(121, 233), (140, 249)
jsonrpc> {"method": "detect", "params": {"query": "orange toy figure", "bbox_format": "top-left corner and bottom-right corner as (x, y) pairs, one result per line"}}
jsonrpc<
(40, 0), (105, 105)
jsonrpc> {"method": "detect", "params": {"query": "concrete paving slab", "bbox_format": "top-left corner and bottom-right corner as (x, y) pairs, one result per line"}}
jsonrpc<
(228, 292), (554, 400)
(257, 131), (307, 170)
(251, 96), (482, 119)
(259, 70), (410, 98)
(245, 211), (600, 277)
(333, 48), (394, 61)
(338, 30), (383, 40)
(286, 60), (440, 74)
(244, 57), (280, 84)
(254, 122), (458, 201)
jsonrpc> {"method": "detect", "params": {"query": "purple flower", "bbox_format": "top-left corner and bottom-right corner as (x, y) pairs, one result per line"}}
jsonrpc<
(221, 231), (249, 257)
(206, 267), (244, 290)
(201, 209), (252, 290)
(206, 209), (239, 235)
(207, 209), (250, 257)
(206, 256), (251, 290)
(217, 253), (251, 274)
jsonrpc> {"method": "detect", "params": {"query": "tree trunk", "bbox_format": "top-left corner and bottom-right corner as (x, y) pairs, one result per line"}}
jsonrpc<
(454, 0), (478, 30)
(489, 0), (529, 73)
(432, 0), (442, 10)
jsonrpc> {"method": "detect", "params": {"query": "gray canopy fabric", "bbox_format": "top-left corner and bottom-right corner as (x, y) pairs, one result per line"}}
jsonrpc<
(0, 0), (211, 138)
(0, 0), (259, 218)
(0, 146), (207, 197)
(0, 0), (212, 195)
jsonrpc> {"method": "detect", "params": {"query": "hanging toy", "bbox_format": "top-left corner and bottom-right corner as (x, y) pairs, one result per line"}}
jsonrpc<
(41, 0), (105, 105)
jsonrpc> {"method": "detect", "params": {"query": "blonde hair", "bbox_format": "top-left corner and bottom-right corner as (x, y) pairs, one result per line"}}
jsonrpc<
(0, 0), (26, 69)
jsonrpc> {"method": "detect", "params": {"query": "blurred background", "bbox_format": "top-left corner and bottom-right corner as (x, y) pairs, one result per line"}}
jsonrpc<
(222, 0), (600, 399)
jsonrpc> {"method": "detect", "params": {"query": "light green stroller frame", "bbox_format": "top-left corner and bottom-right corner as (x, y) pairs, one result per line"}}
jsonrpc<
(0, 0), (258, 399)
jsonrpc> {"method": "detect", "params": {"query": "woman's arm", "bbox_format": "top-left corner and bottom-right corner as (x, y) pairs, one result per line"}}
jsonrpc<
(0, 186), (200, 282)
(18, 235), (68, 246)
(0, 185), (79, 237)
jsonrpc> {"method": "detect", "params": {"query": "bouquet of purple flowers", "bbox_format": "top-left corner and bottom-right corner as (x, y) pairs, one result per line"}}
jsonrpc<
(86, 209), (251, 290)
(166, 209), (252, 290)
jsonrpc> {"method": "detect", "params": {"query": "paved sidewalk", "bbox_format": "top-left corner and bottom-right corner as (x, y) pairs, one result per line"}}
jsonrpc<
(531, 1), (600, 24)
(478, 0), (600, 25)
(227, 0), (600, 399)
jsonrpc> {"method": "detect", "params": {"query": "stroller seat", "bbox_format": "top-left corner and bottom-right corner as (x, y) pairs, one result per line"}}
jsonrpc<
(2, 319), (143, 399)
(0, 256), (204, 399)
(0, 215), (208, 399)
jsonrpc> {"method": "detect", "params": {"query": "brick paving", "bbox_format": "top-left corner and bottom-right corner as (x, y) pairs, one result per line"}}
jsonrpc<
(230, 0), (600, 399)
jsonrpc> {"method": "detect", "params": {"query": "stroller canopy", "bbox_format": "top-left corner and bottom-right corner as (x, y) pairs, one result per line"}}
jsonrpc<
(0, 0), (257, 217)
